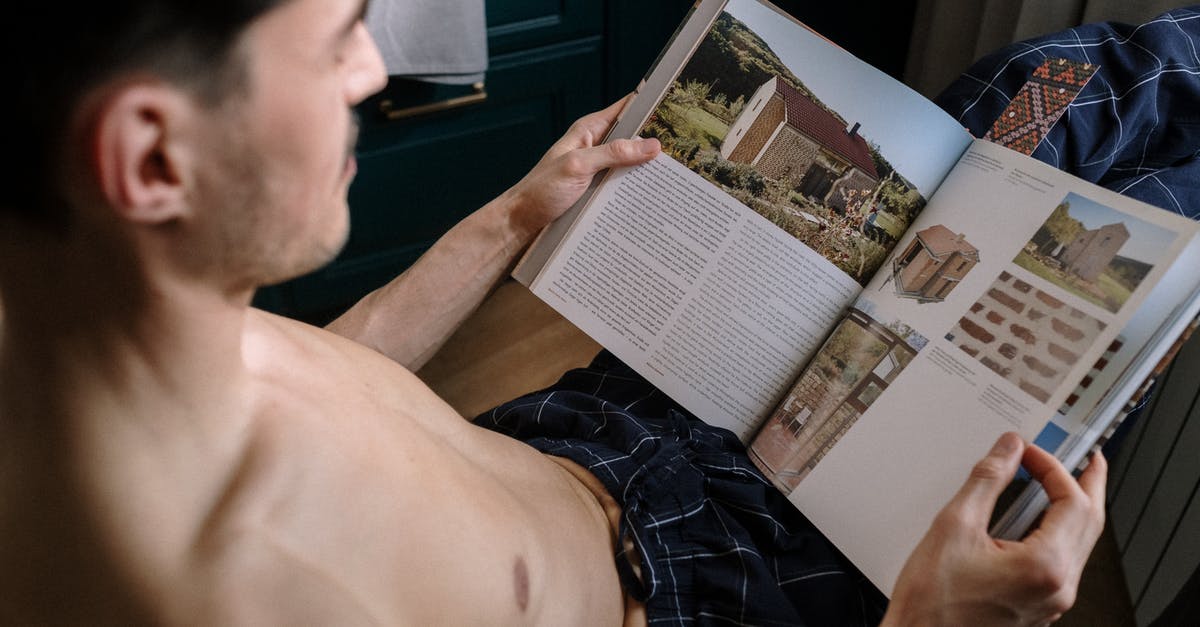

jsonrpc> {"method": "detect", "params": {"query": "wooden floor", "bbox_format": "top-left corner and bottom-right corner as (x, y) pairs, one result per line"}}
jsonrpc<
(417, 280), (601, 419)
(418, 280), (1137, 624)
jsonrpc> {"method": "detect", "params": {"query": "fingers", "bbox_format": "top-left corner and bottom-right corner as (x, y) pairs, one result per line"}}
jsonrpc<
(1023, 444), (1106, 549)
(947, 432), (1025, 528)
(545, 93), (656, 165)
(581, 94), (637, 134)
(560, 137), (660, 178)
(1077, 450), (1108, 506)
(562, 95), (638, 149)
(1020, 443), (1078, 504)
(607, 137), (661, 165)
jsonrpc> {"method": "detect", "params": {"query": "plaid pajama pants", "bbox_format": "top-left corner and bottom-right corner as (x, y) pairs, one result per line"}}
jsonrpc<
(478, 351), (886, 626)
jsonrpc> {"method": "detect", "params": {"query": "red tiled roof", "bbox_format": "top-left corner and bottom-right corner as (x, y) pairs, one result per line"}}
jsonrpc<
(917, 224), (980, 259)
(773, 79), (879, 179)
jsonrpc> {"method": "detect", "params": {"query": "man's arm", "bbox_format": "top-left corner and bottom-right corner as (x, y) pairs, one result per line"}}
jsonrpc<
(883, 432), (1107, 626)
(325, 97), (660, 369)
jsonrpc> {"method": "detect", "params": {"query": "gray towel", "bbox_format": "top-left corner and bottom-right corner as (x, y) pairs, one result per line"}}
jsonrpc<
(365, 0), (488, 84)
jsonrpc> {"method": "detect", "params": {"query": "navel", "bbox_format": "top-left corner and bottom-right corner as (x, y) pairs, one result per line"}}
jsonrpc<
(513, 556), (530, 613)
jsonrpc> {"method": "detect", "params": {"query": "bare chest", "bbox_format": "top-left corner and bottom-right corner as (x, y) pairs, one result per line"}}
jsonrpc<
(224, 332), (627, 624)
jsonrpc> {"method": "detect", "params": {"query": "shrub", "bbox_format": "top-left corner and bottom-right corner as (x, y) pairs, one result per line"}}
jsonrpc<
(734, 164), (766, 196)
(672, 137), (701, 164)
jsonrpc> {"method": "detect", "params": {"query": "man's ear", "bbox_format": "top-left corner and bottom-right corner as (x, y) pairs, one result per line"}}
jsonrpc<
(91, 84), (195, 225)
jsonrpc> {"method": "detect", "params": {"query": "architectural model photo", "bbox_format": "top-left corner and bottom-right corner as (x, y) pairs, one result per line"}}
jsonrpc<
(889, 224), (980, 303)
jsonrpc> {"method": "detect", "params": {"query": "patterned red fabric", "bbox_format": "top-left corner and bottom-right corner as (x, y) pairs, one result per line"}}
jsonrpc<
(984, 58), (1099, 155)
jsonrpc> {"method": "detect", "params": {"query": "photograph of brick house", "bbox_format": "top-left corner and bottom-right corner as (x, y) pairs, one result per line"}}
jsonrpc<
(632, 3), (931, 286)
(720, 76), (880, 214)
(750, 302), (927, 493)
(889, 224), (980, 303)
(946, 270), (1107, 404)
(1016, 193), (1173, 313)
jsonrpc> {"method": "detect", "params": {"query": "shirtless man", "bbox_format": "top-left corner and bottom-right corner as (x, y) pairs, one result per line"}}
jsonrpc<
(0, 0), (1106, 624)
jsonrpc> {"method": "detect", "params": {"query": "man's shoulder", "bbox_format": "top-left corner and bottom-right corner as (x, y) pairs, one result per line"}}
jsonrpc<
(245, 307), (349, 351)
(241, 307), (460, 427)
(247, 307), (412, 363)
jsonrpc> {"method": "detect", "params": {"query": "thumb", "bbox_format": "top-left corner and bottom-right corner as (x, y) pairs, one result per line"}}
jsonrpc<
(948, 432), (1026, 527)
(570, 138), (660, 175)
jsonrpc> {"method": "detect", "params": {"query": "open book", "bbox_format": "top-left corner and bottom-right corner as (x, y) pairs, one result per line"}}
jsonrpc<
(513, 0), (1200, 595)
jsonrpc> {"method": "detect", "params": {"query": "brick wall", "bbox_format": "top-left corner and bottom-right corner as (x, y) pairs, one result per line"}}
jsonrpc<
(755, 126), (822, 184)
(726, 96), (786, 164)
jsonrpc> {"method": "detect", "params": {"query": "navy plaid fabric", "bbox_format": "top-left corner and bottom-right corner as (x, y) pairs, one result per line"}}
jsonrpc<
(478, 351), (886, 626)
(935, 5), (1200, 217)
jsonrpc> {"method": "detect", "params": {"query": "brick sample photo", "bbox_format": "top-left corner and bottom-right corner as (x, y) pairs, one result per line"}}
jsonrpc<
(946, 271), (1107, 403)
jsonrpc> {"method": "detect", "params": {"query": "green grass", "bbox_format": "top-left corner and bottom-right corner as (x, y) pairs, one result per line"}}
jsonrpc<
(1013, 250), (1131, 313)
(872, 211), (907, 239)
(659, 101), (731, 151)
(1094, 271), (1133, 309)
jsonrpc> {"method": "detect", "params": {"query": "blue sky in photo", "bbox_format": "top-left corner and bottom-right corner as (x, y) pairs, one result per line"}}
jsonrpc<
(722, 0), (973, 198)
(1060, 192), (1177, 264)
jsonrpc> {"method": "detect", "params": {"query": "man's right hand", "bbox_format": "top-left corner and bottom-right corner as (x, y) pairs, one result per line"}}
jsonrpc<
(882, 432), (1107, 626)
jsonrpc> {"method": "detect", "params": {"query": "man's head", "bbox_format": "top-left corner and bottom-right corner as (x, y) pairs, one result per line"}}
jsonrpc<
(4, 1), (284, 228)
(2, 0), (387, 287)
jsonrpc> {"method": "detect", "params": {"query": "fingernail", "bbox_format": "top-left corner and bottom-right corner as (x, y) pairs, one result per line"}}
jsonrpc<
(991, 432), (1019, 455)
(640, 138), (660, 154)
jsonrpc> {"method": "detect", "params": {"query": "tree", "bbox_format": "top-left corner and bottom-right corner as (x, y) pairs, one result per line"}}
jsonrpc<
(1044, 201), (1083, 244)
(868, 141), (894, 180)
(729, 94), (746, 118)
(681, 79), (712, 106)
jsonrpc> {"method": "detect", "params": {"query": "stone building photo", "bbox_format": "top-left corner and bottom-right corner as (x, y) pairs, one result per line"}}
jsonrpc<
(1016, 193), (1171, 313)
(945, 270), (1107, 404)
(1059, 222), (1130, 282)
(889, 224), (980, 303)
(720, 76), (880, 214)
(750, 305), (927, 493)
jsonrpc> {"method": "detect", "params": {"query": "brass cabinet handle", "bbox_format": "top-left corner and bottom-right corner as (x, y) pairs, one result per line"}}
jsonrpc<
(378, 82), (488, 120)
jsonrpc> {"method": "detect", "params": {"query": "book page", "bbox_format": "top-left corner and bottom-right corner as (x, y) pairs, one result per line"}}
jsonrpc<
(750, 139), (1200, 594)
(991, 236), (1200, 539)
(534, 156), (860, 438)
(525, 0), (973, 438)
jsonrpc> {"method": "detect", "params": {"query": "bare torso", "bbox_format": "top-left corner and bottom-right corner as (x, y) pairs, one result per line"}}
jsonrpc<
(0, 310), (639, 625)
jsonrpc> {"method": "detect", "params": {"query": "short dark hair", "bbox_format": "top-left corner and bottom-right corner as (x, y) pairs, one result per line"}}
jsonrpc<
(1, 1), (288, 229)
